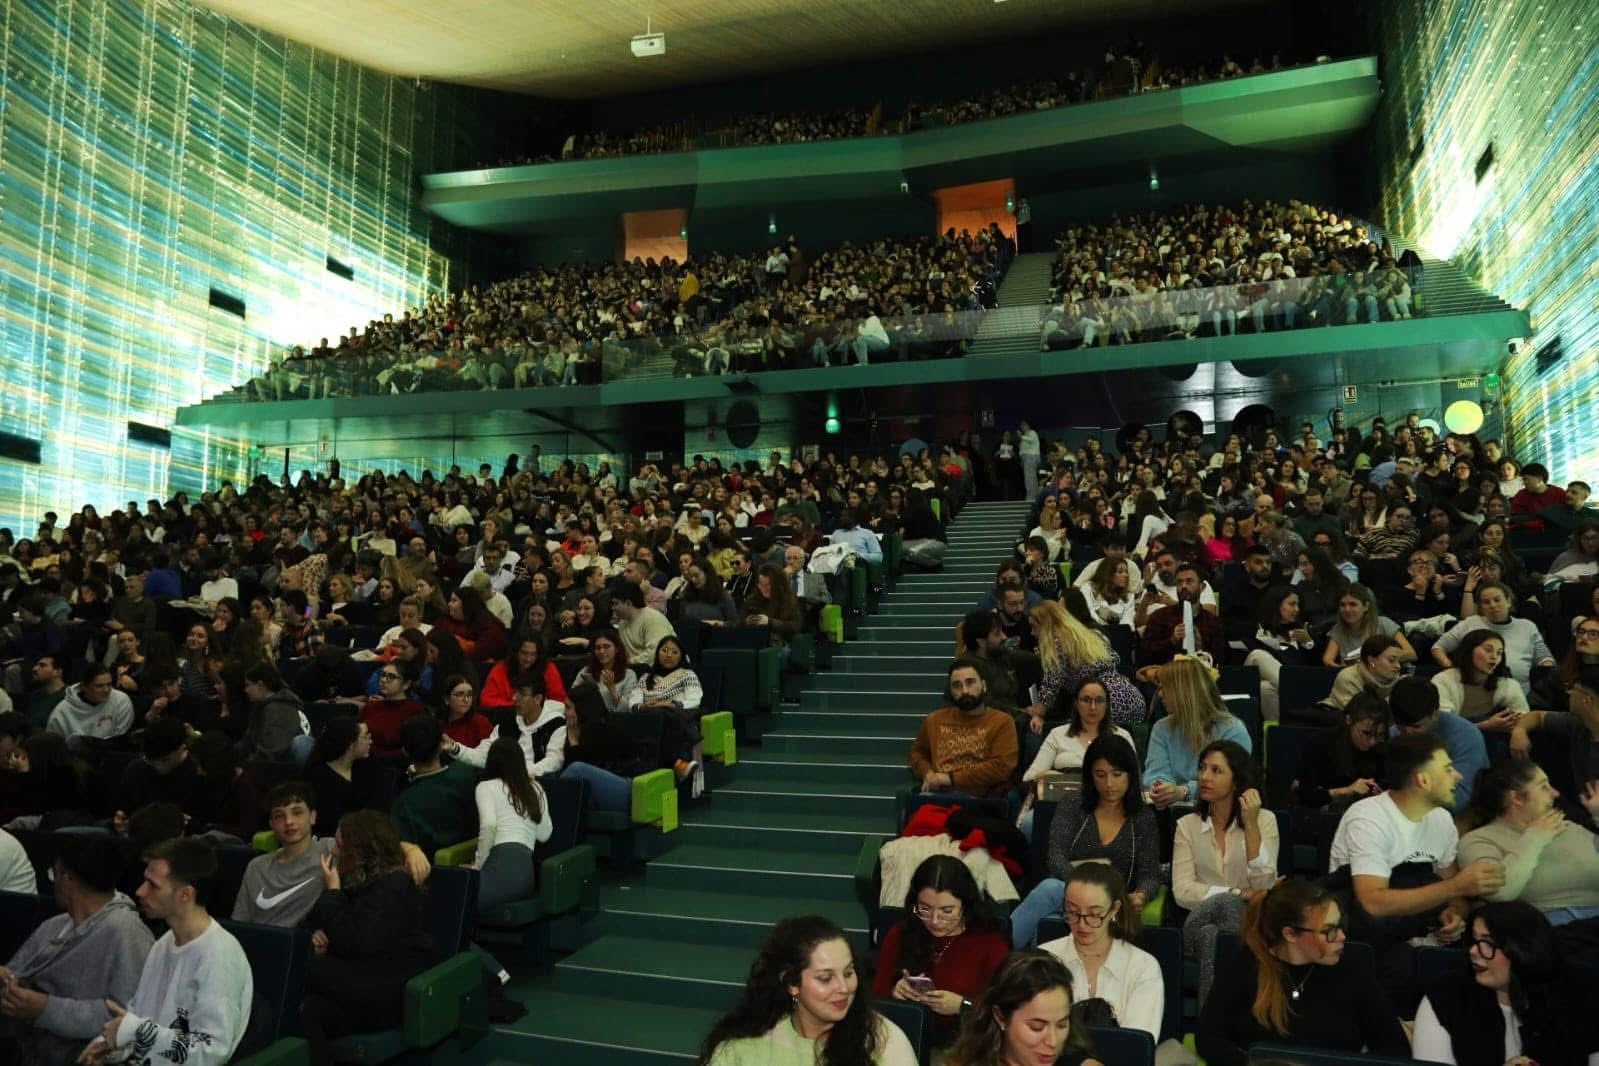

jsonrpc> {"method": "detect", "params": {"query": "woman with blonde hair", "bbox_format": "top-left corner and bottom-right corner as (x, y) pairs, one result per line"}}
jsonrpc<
(1022, 600), (1145, 734)
(1196, 879), (1407, 1065)
(1142, 657), (1251, 809)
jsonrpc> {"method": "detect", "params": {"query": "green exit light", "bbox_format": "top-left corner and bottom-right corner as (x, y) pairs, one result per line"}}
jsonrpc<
(1485, 372), (1500, 389)
(825, 416), (841, 435)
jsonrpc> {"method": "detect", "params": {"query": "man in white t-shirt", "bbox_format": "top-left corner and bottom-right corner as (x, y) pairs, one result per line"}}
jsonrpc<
(1327, 731), (1506, 1013)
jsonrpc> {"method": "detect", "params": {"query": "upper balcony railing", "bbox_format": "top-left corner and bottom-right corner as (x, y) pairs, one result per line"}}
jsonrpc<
(212, 269), (1428, 405)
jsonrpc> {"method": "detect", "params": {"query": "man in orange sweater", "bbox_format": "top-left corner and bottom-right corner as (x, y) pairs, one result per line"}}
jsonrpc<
(907, 662), (1019, 799)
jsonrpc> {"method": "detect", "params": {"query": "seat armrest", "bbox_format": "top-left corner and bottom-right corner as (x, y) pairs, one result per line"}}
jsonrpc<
(539, 844), (598, 916)
(630, 768), (679, 830)
(401, 953), (485, 1048)
(433, 840), (478, 868)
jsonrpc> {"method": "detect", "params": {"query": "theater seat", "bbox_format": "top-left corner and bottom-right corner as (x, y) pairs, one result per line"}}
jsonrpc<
(874, 998), (932, 1066)
(1087, 1025), (1154, 1066)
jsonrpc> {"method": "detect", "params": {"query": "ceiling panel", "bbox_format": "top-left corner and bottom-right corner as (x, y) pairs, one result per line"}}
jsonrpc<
(193, 0), (1268, 98)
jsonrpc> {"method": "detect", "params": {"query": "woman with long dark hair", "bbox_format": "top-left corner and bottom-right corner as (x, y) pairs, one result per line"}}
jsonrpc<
(1039, 861), (1164, 1041)
(304, 715), (375, 838)
(472, 736), (550, 910)
(1458, 760), (1599, 924)
(559, 684), (653, 812)
(1196, 879), (1407, 1065)
(699, 915), (916, 1065)
(573, 629), (638, 713)
(872, 856), (1009, 1043)
(627, 635), (704, 787)
(945, 950), (1101, 1066)
(1432, 628), (1528, 732)
(1412, 901), (1599, 1064)
(1243, 585), (1318, 722)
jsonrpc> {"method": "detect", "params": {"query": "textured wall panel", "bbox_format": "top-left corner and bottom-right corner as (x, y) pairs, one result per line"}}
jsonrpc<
(1369, 0), (1598, 477)
(0, 0), (478, 531)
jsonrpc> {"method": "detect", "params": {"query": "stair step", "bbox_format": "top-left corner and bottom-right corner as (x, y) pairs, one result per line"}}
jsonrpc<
(676, 812), (890, 852)
(491, 983), (716, 1063)
(646, 844), (860, 900)
(830, 655), (947, 673)
(797, 689), (937, 710)
(557, 935), (749, 1010)
(810, 671), (947, 692)
(597, 883), (869, 947)
(774, 709), (930, 731)
(764, 732), (915, 759)
(712, 779), (901, 817)
(736, 753), (907, 784)
(832, 640), (953, 655)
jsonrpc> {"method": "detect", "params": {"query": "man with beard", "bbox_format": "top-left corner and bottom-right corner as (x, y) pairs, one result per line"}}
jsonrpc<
(907, 663), (1019, 799)
(993, 587), (1038, 653)
(1138, 562), (1225, 666)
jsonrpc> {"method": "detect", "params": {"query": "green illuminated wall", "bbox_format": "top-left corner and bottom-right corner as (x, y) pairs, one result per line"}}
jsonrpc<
(1370, 0), (1598, 477)
(0, 0), (480, 532)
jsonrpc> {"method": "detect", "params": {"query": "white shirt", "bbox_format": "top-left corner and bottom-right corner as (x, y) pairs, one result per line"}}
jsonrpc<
(1075, 557), (1145, 598)
(473, 779), (553, 868)
(455, 701), (568, 779)
(1037, 935), (1164, 1040)
(1171, 812), (1279, 909)
(0, 828), (35, 893)
(1328, 793), (1458, 878)
(199, 578), (238, 603)
(114, 919), (253, 1066)
(471, 549), (521, 594)
(1412, 998), (1527, 1065)
(1023, 724), (1135, 782)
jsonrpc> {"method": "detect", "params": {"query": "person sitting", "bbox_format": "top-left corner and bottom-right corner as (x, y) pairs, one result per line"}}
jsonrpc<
(679, 561), (740, 626)
(1081, 554), (1138, 631)
(908, 662), (1019, 800)
(1137, 563), (1225, 667)
(1010, 735), (1160, 948)
(1195, 878), (1408, 1065)
(357, 661), (427, 759)
(1142, 657), (1252, 810)
(447, 672), (566, 780)
(1242, 586), (1320, 722)
(1458, 760), (1599, 926)
(954, 610), (1036, 719)
(299, 811), (433, 1066)
(470, 736), (551, 916)
(1321, 584), (1414, 668)
(873, 856), (1009, 1045)
(573, 630), (638, 714)
(10, 731), (97, 829)
(0, 834), (154, 1066)
(972, 561), (1043, 614)
(1431, 629), (1530, 743)
(1217, 545), (1280, 641)
(1506, 675), (1599, 830)
(45, 665), (133, 748)
(1411, 901), (1599, 1065)
(1038, 862), (1164, 1042)
(80, 838), (253, 1066)
(1022, 601), (1145, 736)
(626, 636), (705, 790)
(740, 563), (802, 649)
(1380, 547), (1457, 623)
(480, 637), (567, 710)
(612, 583), (677, 669)
(1326, 731), (1507, 1013)
(432, 587), (507, 664)
(699, 914), (916, 1065)
(1291, 691), (1391, 834)
(1325, 633), (1406, 711)
(240, 662), (309, 762)
(185, 732), (266, 842)
(303, 717), (377, 839)
(389, 716), (478, 857)
(944, 950), (1103, 1066)
(1019, 678), (1136, 837)
(559, 685), (655, 812)
(437, 674), (494, 748)
(1174, 740), (1279, 1007)
(1431, 583), (1555, 698)
(114, 715), (197, 827)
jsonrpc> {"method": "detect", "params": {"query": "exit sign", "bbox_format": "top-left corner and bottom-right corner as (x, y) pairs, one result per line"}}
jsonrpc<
(1342, 386), (1358, 402)
(1456, 378), (1481, 388)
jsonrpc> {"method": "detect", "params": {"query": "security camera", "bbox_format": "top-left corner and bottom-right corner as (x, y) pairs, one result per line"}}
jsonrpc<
(899, 181), (910, 194)
(1508, 340), (1520, 354)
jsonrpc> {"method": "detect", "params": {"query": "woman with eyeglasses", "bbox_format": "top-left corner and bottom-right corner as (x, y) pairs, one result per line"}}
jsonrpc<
(1457, 760), (1599, 926)
(1018, 678), (1136, 839)
(1411, 901), (1599, 1065)
(437, 673), (494, 748)
(358, 661), (427, 759)
(1196, 878), (1407, 1066)
(1559, 616), (1599, 699)
(1174, 740), (1279, 1008)
(872, 855), (1008, 1045)
(1037, 862), (1163, 1042)
(945, 950), (1102, 1066)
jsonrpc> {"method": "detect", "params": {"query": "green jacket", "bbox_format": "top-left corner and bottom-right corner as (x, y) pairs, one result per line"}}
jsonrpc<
(390, 761), (479, 857)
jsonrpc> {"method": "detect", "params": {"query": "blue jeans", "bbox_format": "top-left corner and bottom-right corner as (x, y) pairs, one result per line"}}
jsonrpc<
(1544, 906), (1599, 926)
(560, 761), (632, 812)
(1009, 878), (1065, 948)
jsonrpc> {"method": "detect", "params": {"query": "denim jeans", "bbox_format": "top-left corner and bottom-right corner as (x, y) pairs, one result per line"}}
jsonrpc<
(1544, 906), (1599, 926)
(560, 761), (633, 811)
(1009, 878), (1066, 948)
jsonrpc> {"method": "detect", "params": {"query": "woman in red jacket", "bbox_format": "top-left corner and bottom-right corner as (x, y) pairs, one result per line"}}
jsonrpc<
(874, 855), (1010, 1046)
(433, 586), (507, 663)
(480, 636), (567, 709)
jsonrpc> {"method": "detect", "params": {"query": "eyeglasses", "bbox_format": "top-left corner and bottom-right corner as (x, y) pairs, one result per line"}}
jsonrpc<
(1064, 908), (1110, 928)
(379, 672), (402, 681)
(1291, 924), (1347, 941)
(1467, 937), (1499, 959)
(1577, 628), (1599, 639)
(913, 903), (962, 922)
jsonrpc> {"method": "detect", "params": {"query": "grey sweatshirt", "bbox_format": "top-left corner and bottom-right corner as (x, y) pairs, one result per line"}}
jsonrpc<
(6, 892), (154, 1039)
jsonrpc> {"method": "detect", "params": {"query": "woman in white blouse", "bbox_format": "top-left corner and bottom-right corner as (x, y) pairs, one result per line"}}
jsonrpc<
(1037, 863), (1164, 1043)
(472, 736), (553, 913)
(1172, 739), (1279, 1007)
(1019, 678), (1135, 838)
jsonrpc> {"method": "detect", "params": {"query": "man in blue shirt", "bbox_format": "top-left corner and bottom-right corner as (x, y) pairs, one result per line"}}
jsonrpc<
(1389, 675), (1485, 810)
(826, 509), (882, 564)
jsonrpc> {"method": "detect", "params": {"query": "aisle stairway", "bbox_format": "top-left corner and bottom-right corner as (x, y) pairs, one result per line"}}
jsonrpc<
(465, 499), (1033, 1064)
(970, 252), (1054, 356)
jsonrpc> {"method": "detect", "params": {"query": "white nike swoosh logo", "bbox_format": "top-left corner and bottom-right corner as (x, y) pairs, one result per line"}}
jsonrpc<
(256, 878), (317, 910)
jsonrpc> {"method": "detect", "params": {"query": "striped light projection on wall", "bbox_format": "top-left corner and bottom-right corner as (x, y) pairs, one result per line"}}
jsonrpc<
(1369, 0), (1598, 479)
(0, 0), (476, 531)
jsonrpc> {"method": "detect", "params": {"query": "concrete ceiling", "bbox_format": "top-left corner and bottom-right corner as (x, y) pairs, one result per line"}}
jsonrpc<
(192, 0), (1268, 98)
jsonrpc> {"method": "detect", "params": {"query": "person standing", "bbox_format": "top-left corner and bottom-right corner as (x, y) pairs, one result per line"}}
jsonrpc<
(1018, 420), (1042, 501)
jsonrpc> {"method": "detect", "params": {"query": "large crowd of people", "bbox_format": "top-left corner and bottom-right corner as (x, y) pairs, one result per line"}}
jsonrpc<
(491, 48), (1303, 167)
(244, 227), (1009, 403)
(3, 405), (1598, 1065)
(1041, 199), (1421, 348)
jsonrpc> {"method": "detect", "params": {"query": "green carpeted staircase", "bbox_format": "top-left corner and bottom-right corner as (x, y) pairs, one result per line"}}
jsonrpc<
(445, 499), (1032, 1064)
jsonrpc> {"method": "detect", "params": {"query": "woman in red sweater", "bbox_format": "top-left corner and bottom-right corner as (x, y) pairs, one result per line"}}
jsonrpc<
(480, 636), (568, 709)
(359, 662), (427, 758)
(433, 586), (507, 663)
(873, 855), (1010, 1045)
